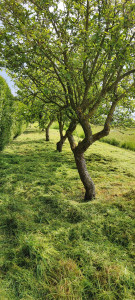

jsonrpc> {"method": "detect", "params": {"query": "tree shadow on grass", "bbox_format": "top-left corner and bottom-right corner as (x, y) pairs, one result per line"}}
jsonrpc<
(1, 136), (134, 264)
(11, 138), (47, 145)
(2, 126), (131, 214)
(23, 130), (41, 134)
(0, 139), (125, 207)
(0, 144), (86, 262)
(0, 144), (76, 195)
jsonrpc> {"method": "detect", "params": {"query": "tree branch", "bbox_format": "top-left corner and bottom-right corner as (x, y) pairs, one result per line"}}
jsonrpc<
(91, 86), (134, 143)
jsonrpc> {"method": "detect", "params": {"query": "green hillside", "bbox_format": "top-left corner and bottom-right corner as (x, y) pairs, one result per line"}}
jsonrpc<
(52, 123), (135, 151)
(73, 125), (135, 152)
(0, 126), (135, 299)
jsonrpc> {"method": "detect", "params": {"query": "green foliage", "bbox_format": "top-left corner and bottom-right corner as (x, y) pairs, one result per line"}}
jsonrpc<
(11, 100), (27, 139)
(0, 76), (27, 151)
(0, 0), (135, 130)
(0, 75), (13, 150)
(0, 125), (135, 299)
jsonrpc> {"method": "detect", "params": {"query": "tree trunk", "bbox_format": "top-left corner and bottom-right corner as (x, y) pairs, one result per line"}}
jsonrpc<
(67, 118), (95, 201)
(56, 134), (67, 152)
(45, 128), (49, 141)
(45, 120), (53, 141)
(74, 149), (95, 201)
(56, 111), (66, 152)
(59, 120), (64, 140)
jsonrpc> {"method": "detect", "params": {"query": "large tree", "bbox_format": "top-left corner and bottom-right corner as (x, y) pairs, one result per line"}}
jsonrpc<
(0, 0), (135, 200)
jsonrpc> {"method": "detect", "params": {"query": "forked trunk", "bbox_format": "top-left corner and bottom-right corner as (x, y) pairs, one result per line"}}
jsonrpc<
(56, 135), (67, 152)
(74, 150), (95, 201)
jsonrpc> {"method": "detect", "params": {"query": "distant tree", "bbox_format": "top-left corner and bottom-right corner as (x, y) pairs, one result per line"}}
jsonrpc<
(28, 102), (55, 142)
(90, 99), (135, 127)
(111, 106), (135, 128)
(16, 81), (58, 141)
(0, 0), (135, 200)
(56, 110), (71, 152)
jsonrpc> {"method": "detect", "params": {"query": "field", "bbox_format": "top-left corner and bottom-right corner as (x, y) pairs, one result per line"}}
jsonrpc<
(73, 125), (135, 152)
(0, 125), (135, 299)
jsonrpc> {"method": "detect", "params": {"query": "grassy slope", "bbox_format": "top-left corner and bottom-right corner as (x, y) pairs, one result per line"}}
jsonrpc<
(0, 125), (135, 300)
(73, 125), (135, 151)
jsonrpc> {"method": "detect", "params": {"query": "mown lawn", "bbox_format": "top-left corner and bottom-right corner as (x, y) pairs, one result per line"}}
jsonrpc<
(0, 125), (135, 299)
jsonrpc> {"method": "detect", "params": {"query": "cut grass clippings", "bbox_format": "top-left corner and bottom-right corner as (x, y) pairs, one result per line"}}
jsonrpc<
(0, 125), (135, 299)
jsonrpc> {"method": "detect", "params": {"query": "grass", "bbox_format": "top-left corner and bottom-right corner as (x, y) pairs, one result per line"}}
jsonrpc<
(73, 124), (135, 151)
(0, 124), (135, 299)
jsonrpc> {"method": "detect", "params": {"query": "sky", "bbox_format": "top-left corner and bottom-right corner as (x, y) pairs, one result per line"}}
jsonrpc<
(0, 68), (17, 95)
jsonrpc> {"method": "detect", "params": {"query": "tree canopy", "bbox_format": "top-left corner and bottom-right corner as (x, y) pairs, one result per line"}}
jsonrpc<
(0, 0), (135, 200)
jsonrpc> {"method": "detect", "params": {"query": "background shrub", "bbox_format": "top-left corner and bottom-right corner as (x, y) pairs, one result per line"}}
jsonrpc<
(0, 76), (13, 150)
(0, 76), (27, 150)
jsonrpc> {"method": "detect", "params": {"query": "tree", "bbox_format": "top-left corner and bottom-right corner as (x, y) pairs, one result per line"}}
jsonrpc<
(0, 0), (135, 200)
(16, 78), (60, 142)
(19, 96), (55, 142)
(56, 109), (70, 152)
(111, 106), (135, 127)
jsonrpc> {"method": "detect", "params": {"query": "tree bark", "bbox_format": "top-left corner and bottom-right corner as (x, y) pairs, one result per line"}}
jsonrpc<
(45, 128), (49, 141)
(56, 111), (66, 152)
(56, 134), (67, 152)
(45, 120), (53, 141)
(58, 119), (64, 140)
(73, 149), (95, 201)
(67, 117), (95, 201)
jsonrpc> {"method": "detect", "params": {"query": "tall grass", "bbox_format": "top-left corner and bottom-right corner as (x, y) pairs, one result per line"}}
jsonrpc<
(74, 125), (135, 151)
